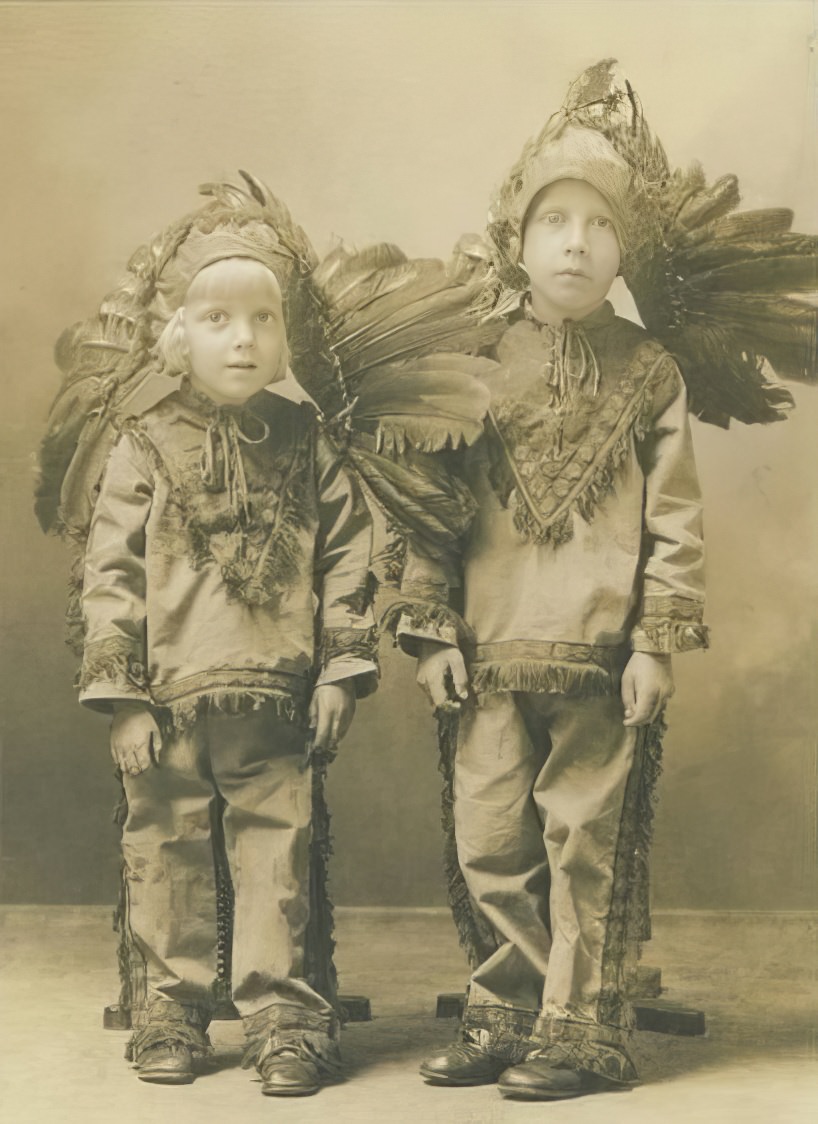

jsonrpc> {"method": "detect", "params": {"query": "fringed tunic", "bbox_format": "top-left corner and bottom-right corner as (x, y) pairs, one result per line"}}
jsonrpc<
(79, 379), (378, 724)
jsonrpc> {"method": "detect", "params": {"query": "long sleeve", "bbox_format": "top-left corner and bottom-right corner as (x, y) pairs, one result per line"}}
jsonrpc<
(370, 446), (470, 658)
(631, 362), (708, 654)
(313, 429), (379, 697)
(78, 430), (154, 711)
(388, 538), (470, 657)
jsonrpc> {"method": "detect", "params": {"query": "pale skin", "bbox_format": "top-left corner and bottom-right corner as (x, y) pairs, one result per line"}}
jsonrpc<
(111, 684), (355, 775)
(110, 257), (355, 776)
(415, 178), (675, 726)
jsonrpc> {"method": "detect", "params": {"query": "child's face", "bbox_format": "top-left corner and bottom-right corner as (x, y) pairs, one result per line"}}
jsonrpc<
(521, 179), (621, 324)
(183, 258), (286, 406)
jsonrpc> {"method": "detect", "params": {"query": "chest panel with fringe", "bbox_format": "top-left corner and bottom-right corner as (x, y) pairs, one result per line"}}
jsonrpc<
(484, 317), (677, 547)
(127, 394), (318, 609)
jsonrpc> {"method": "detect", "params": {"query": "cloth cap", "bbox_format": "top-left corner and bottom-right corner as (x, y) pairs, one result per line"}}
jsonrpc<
(512, 124), (633, 249)
(154, 220), (295, 316)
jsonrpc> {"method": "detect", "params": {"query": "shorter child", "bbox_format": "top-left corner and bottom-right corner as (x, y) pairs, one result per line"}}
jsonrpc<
(79, 219), (377, 1095)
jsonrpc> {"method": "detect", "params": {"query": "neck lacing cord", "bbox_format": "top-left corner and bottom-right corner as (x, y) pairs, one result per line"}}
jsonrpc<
(522, 299), (602, 405)
(200, 409), (270, 526)
(541, 319), (602, 405)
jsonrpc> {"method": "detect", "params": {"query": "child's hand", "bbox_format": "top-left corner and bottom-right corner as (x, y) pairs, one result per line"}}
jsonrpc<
(416, 642), (470, 711)
(621, 652), (674, 726)
(309, 682), (357, 752)
(110, 701), (163, 775)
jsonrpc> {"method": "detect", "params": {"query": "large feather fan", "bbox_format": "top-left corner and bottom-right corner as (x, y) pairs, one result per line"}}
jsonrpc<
(486, 59), (817, 427)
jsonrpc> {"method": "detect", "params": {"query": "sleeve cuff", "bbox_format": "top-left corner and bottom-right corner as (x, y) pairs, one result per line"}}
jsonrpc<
(630, 621), (709, 654)
(379, 598), (474, 657)
(315, 656), (380, 699)
(78, 637), (151, 712)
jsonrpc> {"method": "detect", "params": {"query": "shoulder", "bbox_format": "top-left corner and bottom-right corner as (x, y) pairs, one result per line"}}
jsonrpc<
(606, 313), (668, 367)
(605, 314), (682, 398)
(251, 388), (320, 433)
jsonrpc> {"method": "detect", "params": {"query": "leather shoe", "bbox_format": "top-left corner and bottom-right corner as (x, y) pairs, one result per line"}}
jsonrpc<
(259, 1049), (321, 1097)
(420, 1041), (509, 1086)
(498, 1057), (626, 1100)
(136, 1042), (195, 1085)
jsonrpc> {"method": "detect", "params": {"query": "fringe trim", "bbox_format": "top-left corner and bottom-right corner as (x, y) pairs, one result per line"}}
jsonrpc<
(471, 659), (614, 699)
(127, 1002), (213, 1063)
(490, 349), (671, 547)
(241, 1005), (342, 1078)
(164, 690), (307, 733)
(124, 412), (313, 611)
(526, 1037), (638, 1086)
(508, 420), (636, 547)
(78, 637), (148, 694)
(304, 762), (339, 1007)
(597, 717), (666, 1028)
(437, 710), (500, 968)
(380, 598), (475, 648)
(533, 1015), (630, 1047)
(211, 793), (235, 1006)
(320, 625), (380, 666)
(462, 1004), (538, 1064)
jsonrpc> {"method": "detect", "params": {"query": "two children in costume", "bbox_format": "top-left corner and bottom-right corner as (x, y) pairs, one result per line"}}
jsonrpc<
(45, 59), (815, 1101)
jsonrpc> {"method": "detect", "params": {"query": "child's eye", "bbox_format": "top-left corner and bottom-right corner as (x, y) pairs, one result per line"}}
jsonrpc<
(208, 312), (225, 324)
(545, 213), (563, 224)
(257, 312), (271, 323)
(594, 217), (611, 228)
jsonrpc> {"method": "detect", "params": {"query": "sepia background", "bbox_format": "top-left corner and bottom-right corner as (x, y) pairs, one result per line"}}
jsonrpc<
(0, 0), (815, 923)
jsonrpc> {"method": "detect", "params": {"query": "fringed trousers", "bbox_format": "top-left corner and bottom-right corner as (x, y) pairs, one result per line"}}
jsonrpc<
(120, 705), (334, 1026)
(455, 691), (639, 1056)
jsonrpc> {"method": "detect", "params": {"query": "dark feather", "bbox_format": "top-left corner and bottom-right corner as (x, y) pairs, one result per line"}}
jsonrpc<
(670, 319), (797, 425)
(678, 233), (818, 275)
(312, 243), (408, 308)
(352, 361), (493, 454)
(347, 441), (476, 553)
(339, 286), (491, 374)
(685, 255), (818, 295)
(674, 174), (741, 231)
(676, 208), (794, 250)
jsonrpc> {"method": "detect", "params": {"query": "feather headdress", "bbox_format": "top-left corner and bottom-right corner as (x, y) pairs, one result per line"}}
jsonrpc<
(35, 171), (321, 535)
(484, 59), (818, 427)
(36, 174), (501, 567)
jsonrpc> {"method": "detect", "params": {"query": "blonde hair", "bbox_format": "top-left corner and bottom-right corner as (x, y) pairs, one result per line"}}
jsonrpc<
(155, 307), (189, 376)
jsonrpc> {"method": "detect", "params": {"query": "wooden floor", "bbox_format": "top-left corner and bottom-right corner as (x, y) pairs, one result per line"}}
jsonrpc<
(0, 906), (816, 1123)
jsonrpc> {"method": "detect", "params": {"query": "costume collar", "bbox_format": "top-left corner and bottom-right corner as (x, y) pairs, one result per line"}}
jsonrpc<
(519, 296), (616, 333)
(176, 377), (270, 525)
(177, 375), (266, 423)
(511, 298), (616, 404)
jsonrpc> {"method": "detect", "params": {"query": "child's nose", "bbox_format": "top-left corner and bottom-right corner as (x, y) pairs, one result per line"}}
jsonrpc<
(233, 319), (256, 347)
(565, 221), (589, 254)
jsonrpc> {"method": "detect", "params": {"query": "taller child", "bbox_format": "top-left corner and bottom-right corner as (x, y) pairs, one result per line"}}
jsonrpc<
(396, 122), (707, 1099)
